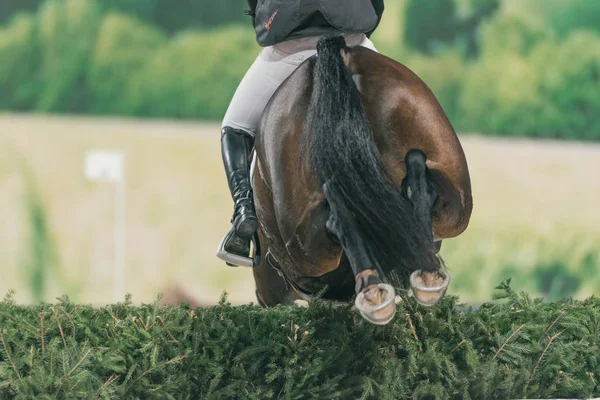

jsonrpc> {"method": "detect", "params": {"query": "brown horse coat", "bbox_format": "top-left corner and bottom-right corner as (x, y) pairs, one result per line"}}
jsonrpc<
(251, 40), (472, 307)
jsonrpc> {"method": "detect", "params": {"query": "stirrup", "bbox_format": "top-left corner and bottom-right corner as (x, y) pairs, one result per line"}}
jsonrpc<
(216, 227), (260, 268)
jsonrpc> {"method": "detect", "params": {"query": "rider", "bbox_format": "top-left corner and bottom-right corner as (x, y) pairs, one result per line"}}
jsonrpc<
(220, 0), (385, 262)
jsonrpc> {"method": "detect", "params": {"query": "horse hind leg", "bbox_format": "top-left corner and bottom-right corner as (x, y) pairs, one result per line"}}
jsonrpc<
(325, 189), (397, 325)
(401, 149), (442, 253)
(353, 269), (397, 325)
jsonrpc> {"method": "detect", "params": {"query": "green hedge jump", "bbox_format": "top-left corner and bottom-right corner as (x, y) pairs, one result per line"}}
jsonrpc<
(0, 282), (598, 399)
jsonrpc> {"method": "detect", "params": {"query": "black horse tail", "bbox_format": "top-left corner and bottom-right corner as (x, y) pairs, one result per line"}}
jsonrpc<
(308, 35), (438, 281)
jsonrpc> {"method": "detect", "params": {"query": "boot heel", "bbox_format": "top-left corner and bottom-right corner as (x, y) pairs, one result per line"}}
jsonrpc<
(235, 216), (258, 239)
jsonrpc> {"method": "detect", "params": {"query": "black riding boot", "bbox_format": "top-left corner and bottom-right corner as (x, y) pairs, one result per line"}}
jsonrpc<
(221, 126), (258, 257)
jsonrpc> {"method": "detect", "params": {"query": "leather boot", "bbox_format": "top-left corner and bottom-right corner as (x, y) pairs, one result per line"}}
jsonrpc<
(221, 126), (258, 257)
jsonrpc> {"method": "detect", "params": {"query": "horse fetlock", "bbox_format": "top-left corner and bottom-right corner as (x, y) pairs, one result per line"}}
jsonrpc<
(363, 285), (385, 305)
(354, 269), (380, 294)
(410, 269), (451, 307)
(355, 283), (397, 325)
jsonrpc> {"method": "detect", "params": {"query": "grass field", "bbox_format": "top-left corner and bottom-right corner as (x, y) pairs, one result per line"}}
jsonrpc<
(0, 114), (598, 306)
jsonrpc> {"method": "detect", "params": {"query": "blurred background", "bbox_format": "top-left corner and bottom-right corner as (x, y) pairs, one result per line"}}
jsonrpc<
(0, 0), (598, 306)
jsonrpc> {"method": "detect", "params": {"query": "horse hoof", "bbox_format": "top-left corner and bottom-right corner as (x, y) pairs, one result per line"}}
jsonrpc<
(354, 283), (396, 325)
(410, 269), (450, 307)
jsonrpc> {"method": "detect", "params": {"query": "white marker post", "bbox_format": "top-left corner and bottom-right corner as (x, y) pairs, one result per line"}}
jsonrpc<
(84, 150), (125, 303)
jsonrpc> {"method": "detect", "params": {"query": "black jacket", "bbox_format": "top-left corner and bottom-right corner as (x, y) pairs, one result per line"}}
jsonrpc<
(247, 0), (384, 47)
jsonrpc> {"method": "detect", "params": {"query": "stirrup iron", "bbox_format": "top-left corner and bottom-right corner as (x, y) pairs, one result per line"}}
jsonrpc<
(216, 227), (260, 268)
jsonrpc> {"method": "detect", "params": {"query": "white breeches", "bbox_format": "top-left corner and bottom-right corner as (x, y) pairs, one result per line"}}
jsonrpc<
(222, 33), (378, 137)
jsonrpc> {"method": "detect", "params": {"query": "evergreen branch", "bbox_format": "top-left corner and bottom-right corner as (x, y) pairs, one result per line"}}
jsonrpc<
(64, 347), (91, 380)
(588, 372), (596, 387)
(96, 374), (117, 398)
(527, 328), (568, 389)
(522, 291), (530, 307)
(299, 330), (309, 347)
(451, 340), (465, 353)
(104, 324), (112, 340)
(3, 289), (16, 302)
(248, 312), (253, 336)
(546, 310), (566, 333)
(0, 329), (21, 382)
(62, 350), (66, 376)
(404, 313), (422, 352)
(131, 354), (186, 383)
(55, 348), (94, 397)
(39, 312), (45, 354)
(50, 307), (67, 348)
(156, 316), (179, 344)
(105, 308), (120, 323)
(0, 311), (40, 337)
(29, 345), (33, 373)
(57, 306), (77, 335)
(0, 292), (598, 398)
(494, 324), (526, 359)
(133, 316), (149, 331)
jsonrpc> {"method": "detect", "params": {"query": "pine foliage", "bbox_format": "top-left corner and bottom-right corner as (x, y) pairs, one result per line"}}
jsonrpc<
(0, 282), (598, 399)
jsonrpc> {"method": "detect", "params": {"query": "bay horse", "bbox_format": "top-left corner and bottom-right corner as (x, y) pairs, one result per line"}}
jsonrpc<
(219, 35), (472, 325)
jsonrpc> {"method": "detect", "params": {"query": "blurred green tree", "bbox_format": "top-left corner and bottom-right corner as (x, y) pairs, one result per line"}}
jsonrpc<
(478, 13), (552, 57)
(88, 13), (166, 114)
(35, 0), (102, 112)
(96, 0), (157, 21)
(404, 0), (457, 55)
(0, 0), (42, 25)
(533, 262), (581, 301)
(0, 14), (39, 109)
(0, 0), (249, 33)
(459, 20), (600, 140)
(97, 0), (249, 32)
(151, 0), (248, 32)
(404, 0), (500, 57)
(131, 26), (259, 120)
(455, 0), (501, 57)
(506, 0), (600, 38)
(531, 31), (600, 140)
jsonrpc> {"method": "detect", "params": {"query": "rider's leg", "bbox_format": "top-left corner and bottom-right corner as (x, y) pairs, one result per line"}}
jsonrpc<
(219, 34), (378, 259)
(220, 126), (258, 257)
(220, 45), (305, 258)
